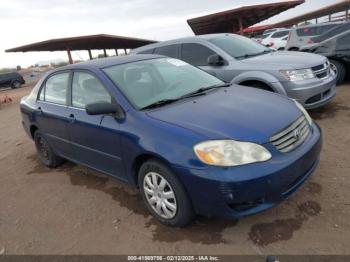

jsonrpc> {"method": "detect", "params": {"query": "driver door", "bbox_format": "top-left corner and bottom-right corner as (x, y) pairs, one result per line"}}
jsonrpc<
(67, 71), (124, 179)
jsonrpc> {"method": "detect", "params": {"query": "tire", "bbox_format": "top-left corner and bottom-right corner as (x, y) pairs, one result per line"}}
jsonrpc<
(246, 82), (274, 92)
(288, 47), (299, 51)
(138, 159), (195, 227)
(11, 80), (21, 89)
(329, 59), (346, 85)
(34, 130), (64, 168)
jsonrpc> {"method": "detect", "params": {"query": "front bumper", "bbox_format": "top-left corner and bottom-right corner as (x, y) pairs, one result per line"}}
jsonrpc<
(282, 71), (337, 109)
(173, 123), (322, 219)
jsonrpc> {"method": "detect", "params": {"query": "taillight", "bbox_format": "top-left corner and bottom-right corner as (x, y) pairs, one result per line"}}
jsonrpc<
(307, 39), (313, 44)
(269, 42), (274, 47)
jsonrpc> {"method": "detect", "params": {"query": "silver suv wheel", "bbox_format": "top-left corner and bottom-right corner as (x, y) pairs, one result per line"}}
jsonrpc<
(143, 172), (177, 219)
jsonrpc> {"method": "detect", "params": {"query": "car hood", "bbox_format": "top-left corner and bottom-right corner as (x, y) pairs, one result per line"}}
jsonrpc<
(241, 51), (326, 69)
(146, 85), (302, 144)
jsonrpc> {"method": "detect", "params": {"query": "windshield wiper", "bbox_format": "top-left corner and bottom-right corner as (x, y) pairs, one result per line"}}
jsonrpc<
(235, 49), (272, 60)
(141, 98), (180, 110)
(141, 83), (231, 110)
(179, 83), (231, 99)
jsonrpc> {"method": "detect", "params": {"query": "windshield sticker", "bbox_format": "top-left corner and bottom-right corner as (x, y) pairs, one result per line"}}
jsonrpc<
(167, 58), (187, 66)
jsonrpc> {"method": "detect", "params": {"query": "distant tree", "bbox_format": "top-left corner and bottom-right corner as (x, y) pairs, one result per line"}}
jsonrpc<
(16, 65), (21, 71)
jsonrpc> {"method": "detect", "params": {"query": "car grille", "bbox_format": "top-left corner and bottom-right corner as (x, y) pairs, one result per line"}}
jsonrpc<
(312, 62), (330, 79)
(270, 116), (310, 153)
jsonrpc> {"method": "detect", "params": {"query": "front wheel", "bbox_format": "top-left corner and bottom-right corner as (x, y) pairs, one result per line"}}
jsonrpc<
(138, 160), (195, 227)
(329, 59), (346, 85)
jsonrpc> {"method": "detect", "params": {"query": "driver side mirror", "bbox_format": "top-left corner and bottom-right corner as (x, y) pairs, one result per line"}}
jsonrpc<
(86, 102), (125, 119)
(208, 54), (225, 66)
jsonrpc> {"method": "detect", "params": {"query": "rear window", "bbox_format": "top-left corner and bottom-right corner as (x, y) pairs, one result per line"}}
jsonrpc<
(296, 24), (338, 37)
(262, 34), (270, 39)
(271, 30), (289, 38)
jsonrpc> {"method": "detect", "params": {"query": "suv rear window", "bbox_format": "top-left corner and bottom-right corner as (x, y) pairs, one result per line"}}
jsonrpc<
(296, 24), (338, 37)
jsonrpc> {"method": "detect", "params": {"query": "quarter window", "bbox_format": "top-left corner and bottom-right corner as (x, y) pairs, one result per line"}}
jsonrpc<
(40, 72), (69, 105)
(181, 43), (215, 66)
(71, 72), (112, 108)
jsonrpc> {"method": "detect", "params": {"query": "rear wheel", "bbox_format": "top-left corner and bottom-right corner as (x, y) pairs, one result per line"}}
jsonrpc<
(288, 47), (299, 51)
(138, 159), (195, 227)
(34, 130), (64, 168)
(11, 80), (21, 89)
(329, 59), (346, 85)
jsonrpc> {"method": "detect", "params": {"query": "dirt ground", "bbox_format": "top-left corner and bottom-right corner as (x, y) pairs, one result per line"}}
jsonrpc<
(0, 81), (349, 255)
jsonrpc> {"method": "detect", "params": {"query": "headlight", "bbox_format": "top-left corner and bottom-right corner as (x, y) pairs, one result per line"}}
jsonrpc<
(194, 140), (271, 167)
(294, 100), (313, 125)
(280, 69), (315, 81)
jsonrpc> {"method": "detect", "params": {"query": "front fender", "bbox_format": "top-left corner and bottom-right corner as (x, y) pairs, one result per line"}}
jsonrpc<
(231, 71), (287, 95)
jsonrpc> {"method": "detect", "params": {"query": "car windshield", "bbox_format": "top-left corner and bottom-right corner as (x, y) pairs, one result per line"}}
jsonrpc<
(103, 58), (223, 109)
(208, 35), (271, 60)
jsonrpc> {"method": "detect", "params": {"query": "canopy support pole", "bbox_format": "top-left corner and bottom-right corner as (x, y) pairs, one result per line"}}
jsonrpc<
(67, 49), (73, 64)
(124, 48), (127, 54)
(103, 49), (108, 57)
(238, 17), (243, 35)
(115, 49), (118, 56)
(88, 50), (93, 60)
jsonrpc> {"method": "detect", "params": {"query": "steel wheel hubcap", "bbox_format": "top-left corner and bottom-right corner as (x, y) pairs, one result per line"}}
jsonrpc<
(143, 172), (177, 219)
(38, 137), (49, 160)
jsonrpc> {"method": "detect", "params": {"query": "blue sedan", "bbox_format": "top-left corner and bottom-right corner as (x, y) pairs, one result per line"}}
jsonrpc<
(20, 55), (322, 227)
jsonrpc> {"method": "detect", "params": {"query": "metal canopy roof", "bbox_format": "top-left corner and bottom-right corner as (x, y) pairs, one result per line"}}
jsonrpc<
(5, 34), (156, 52)
(272, 0), (350, 27)
(187, 0), (305, 35)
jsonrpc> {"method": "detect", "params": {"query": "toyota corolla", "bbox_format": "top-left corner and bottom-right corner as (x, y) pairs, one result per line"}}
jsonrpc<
(20, 55), (322, 227)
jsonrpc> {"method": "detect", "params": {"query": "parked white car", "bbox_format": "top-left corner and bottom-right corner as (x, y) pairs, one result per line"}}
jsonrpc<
(261, 29), (290, 50)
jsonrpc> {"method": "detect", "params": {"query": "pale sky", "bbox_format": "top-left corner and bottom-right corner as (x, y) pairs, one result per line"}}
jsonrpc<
(0, 0), (340, 68)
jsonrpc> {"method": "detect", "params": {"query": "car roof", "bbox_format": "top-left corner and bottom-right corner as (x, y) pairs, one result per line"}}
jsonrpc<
(132, 33), (235, 53)
(50, 54), (165, 73)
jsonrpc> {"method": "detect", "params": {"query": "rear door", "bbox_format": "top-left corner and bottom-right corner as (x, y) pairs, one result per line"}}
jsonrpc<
(35, 71), (73, 158)
(67, 70), (124, 179)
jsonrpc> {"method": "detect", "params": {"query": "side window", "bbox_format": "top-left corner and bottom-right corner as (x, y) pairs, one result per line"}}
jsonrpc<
(181, 43), (215, 66)
(337, 34), (350, 50)
(138, 49), (154, 54)
(40, 72), (69, 105)
(72, 72), (112, 109)
(271, 31), (289, 38)
(153, 45), (179, 58)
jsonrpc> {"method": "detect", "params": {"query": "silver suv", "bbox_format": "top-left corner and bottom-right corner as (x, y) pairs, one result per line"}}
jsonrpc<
(132, 34), (336, 109)
(285, 23), (340, 51)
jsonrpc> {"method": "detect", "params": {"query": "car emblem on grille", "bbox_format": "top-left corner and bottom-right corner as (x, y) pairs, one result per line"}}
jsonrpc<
(293, 128), (301, 140)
